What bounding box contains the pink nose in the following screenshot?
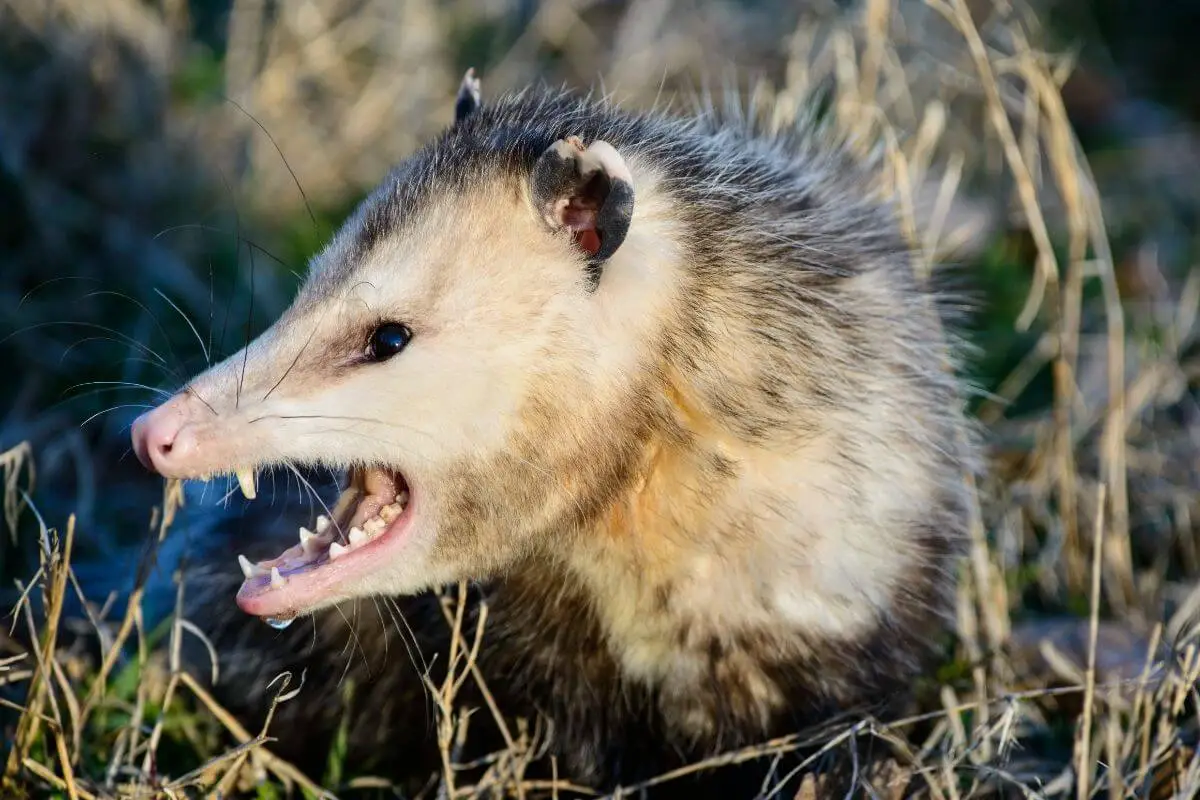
[130,394,197,475]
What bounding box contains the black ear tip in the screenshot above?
[531,143,585,208]
[591,179,635,264]
[454,67,482,125]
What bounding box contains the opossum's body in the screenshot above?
[133,79,978,796]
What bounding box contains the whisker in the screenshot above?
[262,323,320,402]
[333,602,367,690]
[237,245,257,410]
[370,595,390,663]
[79,289,189,374]
[62,380,175,400]
[215,278,233,364]
[18,275,102,309]
[382,595,431,718]
[87,350,178,380]
[152,223,296,272]
[215,480,238,508]
[207,259,215,372]
[79,404,157,429]
[257,415,583,515]
[154,287,211,366]
[251,419,584,528]
[286,465,344,543]
[246,414,438,442]
[56,336,183,386]
[220,94,317,227]
[2,321,169,368]
[194,155,253,368]
[40,386,162,418]
[182,384,220,417]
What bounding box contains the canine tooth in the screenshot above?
[235,468,257,499]
[329,541,348,560]
[395,489,410,507]
[271,567,286,589]
[238,555,257,578]
[315,515,331,533]
[348,526,367,546]
[380,503,402,523]
[299,526,316,549]
[364,517,386,536]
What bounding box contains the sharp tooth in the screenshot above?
[199,472,212,482]
[299,526,316,549]
[329,541,348,560]
[380,503,401,523]
[238,555,257,578]
[271,567,286,589]
[395,489,410,507]
[235,468,257,499]
[315,515,331,533]
[363,517,385,536]
[348,526,367,546]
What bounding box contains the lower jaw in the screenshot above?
[233,468,414,623]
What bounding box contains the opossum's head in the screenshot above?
[131,85,682,622]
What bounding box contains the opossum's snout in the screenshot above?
[131,378,423,622]
[131,392,259,496]
[131,397,187,473]
[126,317,429,622]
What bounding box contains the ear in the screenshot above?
[531,135,635,284]
[454,68,481,125]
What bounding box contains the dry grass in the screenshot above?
[3,0,1200,797]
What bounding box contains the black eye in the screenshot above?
[367,322,412,362]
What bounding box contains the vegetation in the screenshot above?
[2,0,1200,796]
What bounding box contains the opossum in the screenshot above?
[129,70,979,797]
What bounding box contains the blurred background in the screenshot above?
[2,0,1200,790]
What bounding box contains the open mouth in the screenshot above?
[232,466,413,626]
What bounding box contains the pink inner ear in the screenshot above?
[560,198,601,255]
[573,229,601,255]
